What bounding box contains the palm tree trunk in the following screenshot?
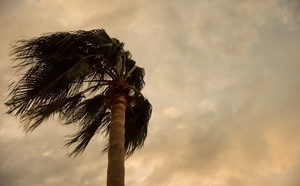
[107,96,126,186]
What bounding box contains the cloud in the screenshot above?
[1,0,300,186]
[0,122,108,186]
[278,0,300,30]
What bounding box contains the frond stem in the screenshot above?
[128,85,142,95]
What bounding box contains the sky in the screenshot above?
[1,0,300,185]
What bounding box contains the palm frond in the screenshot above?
[65,111,110,157]
[5,28,152,158]
[21,93,84,132]
[124,94,152,157]
[6,29,119,118]
[126,58,145,91]
[62,94,111,157]
[63,94,108,125]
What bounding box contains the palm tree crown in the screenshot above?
[5,29,152,157]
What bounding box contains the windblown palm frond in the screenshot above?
[124,94,152,156]
[63,94,110,157]
[5,29,152,157]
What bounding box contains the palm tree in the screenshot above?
[5,29,152,186]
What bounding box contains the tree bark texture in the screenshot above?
[107,96,126,186]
